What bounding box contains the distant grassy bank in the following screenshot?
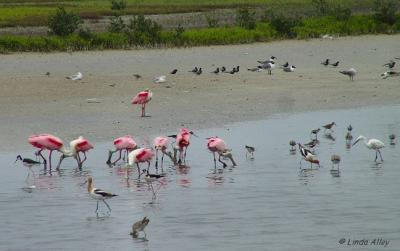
[0,0,375,27]
[0,14,399,53]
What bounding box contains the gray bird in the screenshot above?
[339,68,357,81]
[130,217,150,238]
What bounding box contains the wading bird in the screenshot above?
[207,137,237,168]
[153,136,169,169]
[87,176,117,217]
[298,143,320,168]
[245,145,255,158]
[130,217,150,238]
[56,136,94,169]
[170,69,178,74]
[331,154,341,168]
[289,140,296,151]
[352,135,384,162]
[323,122,336,133]
[106,135,137,165]
[128,148,154,175]
[310,128,320,140]
[28,134,64,169]
[389,134,396,145]
[131,89,152,117]
[175,128,196,164]
[339,68,357,81]
[15,155,40,183]
[66,72,82,81]
[330,61,339,67]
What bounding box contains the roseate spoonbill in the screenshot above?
[389,134,396,145]
[339,68,357,81]
[207,137,237,168]
[128,148,154,175]
[175,128,197,164]
[352,135,384,162]
[289,140,296,151]
[245,145,255,158]
[153,136,169,169]
[298,143,320,168]
[131,89,152,117]
[106,135,137,165]
[56,136,93,169]
[28,134,64,169]
[87,176,117,217]
[321,59,329,66]
[130,217,150,238]
[331,154,341,168]
[310,128,320,140]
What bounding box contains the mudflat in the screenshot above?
[1,34,399,151]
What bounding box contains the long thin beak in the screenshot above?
[191,132,198,137]
[352,139,360,146]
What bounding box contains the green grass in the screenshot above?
[1,14,399,53]
[0,0,377,27]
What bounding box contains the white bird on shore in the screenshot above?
[258,56,276,64]
[339,68,357,81]
[283,65,296,72]
[153,75,166,84]
[66,72,83,81]
[261,62,275,75]
[352,135,384,162]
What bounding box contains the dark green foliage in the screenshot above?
[374,0,398,25]
[205,14,219,28]
[236,8,256,30]
[267,11,302,38]
[48,7,82,36]
[125,15,162,45]
[110,0,127,11]
[331,4,352,21]
[78,28,94,40]
[311,0,330,16]
[108,15,126,33]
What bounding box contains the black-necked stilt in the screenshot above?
[245,145,255,159]
[310,128,320,140]
[331,154,341,168]
[15,155,40,167]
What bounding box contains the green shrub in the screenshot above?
[205,13,219,28]
[48,7,81,36]
[126,15,162,45]
[236,8,256,30]
[331,4,352,21]
[311,0,330,16]
[374,0,398,25]
[110,0,127,11]
[267,12,302,38]
[108,15,126,33]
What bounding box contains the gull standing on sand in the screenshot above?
[352,135,384,162]
[262,61,275,75]
[131,89,152,117]
[339,68,357,81]
[66,72,83,81]
[87,176,117,217]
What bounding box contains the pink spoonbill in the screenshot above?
[131,89,152,117]
[106,135,137,165]
[56,136,94,169]
[153,136,169,169]
[173,128,197,164]
[207,137,236,168]
[28,134,64,169]
[128,148,154,175]
[352,135,384,162]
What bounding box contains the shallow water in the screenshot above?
[1,105,400,251]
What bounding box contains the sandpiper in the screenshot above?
[130,217,150,238]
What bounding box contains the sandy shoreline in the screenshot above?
[1,34,400,152]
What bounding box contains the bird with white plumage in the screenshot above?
[352,135,384,162]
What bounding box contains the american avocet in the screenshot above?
[131,89,152,117]
[87,176,117,216]
[352,135,385,162]
[130,217,150,238]
[106,135,137,165]
[298,143,320,168]
[339,68,357,81]
[207,137,237,168]
[245,145,255,158]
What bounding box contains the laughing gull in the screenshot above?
[153,75,166,83]
[133,74,142,80]
[170,69,178,74]
[258,56,276,65]
[261,62,275,75]
[283,65,296,72]
[321,59,330,66]
[330,61,339,67]
[383,61,396,69]
[196,68,202,75]
[211,67,220,74]
[189,67,198,73]
[247,66,262,72]
[221,66,226,72]
[339,68,357,80]
[281,62,289,68]
[381,71,400,79]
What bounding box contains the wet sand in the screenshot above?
[0,34,399,151]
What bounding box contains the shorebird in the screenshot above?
[281,62,289,68]
[310,128,321,140]
[45,72,50,77]
[153,75,166,84]
[383,61,396,69]
[130,217,150,238]
[66,72,82,81]
[304,139,318,149]
[56,136,94,169]
[87,176,117,216]
[381,71,400,79]
[15,155,40,167]
[221,66,226,72]
[330,61,339,67]
[106,135,137,165]
[29,134,65,169]
[352,135,384,162]
[245,145,255,158]
[247,66,262,72]
[347,124,353,132]
[207,137,237,168]
[196,68,202,75]
[298,143,320,168]
[170,69,178,74]
[339,68,357,81]
[189,67,198,73]
[323,122,336,133]
[133,74,142,80]
[283,65,296,72]
[212,67,220,74]
[261,62,275,75]
[331,154,341,168]
[143,169,165,198]
[345,131,353,141]
[131,89,152,117]
[234,65,240,73]
[321,59,330,66]
[153,136,169,169]
[258,56,276,64]
[389,134,396,145]
[289,140,296,151]
[128,148,154,175]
